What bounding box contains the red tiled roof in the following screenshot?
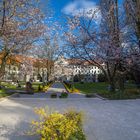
[0,53,53,67]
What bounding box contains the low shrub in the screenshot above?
[59,92,68,98]
[98,74,107,82]
[63,81,80,93]
[42,81,54,92]
[80,81,84,84]
[125,88,140,95]
[30,107,86,140]
[73,88,80,93]
[85,94,95,98]
[0,89,13,98]
[98,88,140,100]
[38,85,43,91]
[50,93,57,98]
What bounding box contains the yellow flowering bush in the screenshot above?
[63,82,80,94]
[30,107,86,140]
[42,81,54,92]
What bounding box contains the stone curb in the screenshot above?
[94,93,107,100]
[0,93,19,101]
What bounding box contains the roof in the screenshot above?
[0,53,53,67]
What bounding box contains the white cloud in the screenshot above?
[62,0,101,20]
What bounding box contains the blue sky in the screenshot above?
[41,0,100,24]
[41,0,123,24]
[39,0,123,50]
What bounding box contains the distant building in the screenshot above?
[54,56,104,82]
[0,54,53,82]
[0,54,104,82]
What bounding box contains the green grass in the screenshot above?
[4,81,53,93]
[74,82,108,94]
[74,82,140,100]
[0,89,13,98]
[1,82,17,89]
[0,81,43,93]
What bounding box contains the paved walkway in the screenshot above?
[0,83,140,140]
[0,98,140,140]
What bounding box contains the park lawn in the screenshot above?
[0,82,42,93]
[0,89,13,98]
[74,82,108,94]
[74,82,140,100]
[1,82,17,89]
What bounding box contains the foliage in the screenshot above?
[74,82,140,99]
[0,89,13,98]
[74,82,108,94]
[59,92,68,98]
[1,82,17,89]
[33,81,53,92]
[0,0,45,80]
[0,81,53,93]
[98,88,140,100]
[85,94,95,98]
[50,93,57,98]
[42,81,54,92]
[98,74,107,82]
[30,107,86,140]
[64,0,140,91]
[63,81,80,93]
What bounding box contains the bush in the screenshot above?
[59,92,68,98]
[30,107,86,140]
[42,81,54,92]
[38,85,42,91]
[50,93,57,98]
[124,89,140,97]
[63,81,80,93]
[98,88,140,100]
[85,94,95,98]
[80,81,84,84]
[98,74,107,82]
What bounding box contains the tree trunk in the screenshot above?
[110,82,115,92]
[117,74,125,91]
[133,70,140,88]
[108,77,116,92]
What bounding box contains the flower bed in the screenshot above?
[37,81,54,92]
[63,81,80,93]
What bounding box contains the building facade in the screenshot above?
[54,56,104,82]
[1,55,104,82]
[1,55,51,82]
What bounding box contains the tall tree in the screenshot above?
[0,0,45,80]
[33,33,60,81]
[124,0,140,87]
[65,0,126,91]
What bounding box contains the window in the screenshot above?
[13,67,16,71]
